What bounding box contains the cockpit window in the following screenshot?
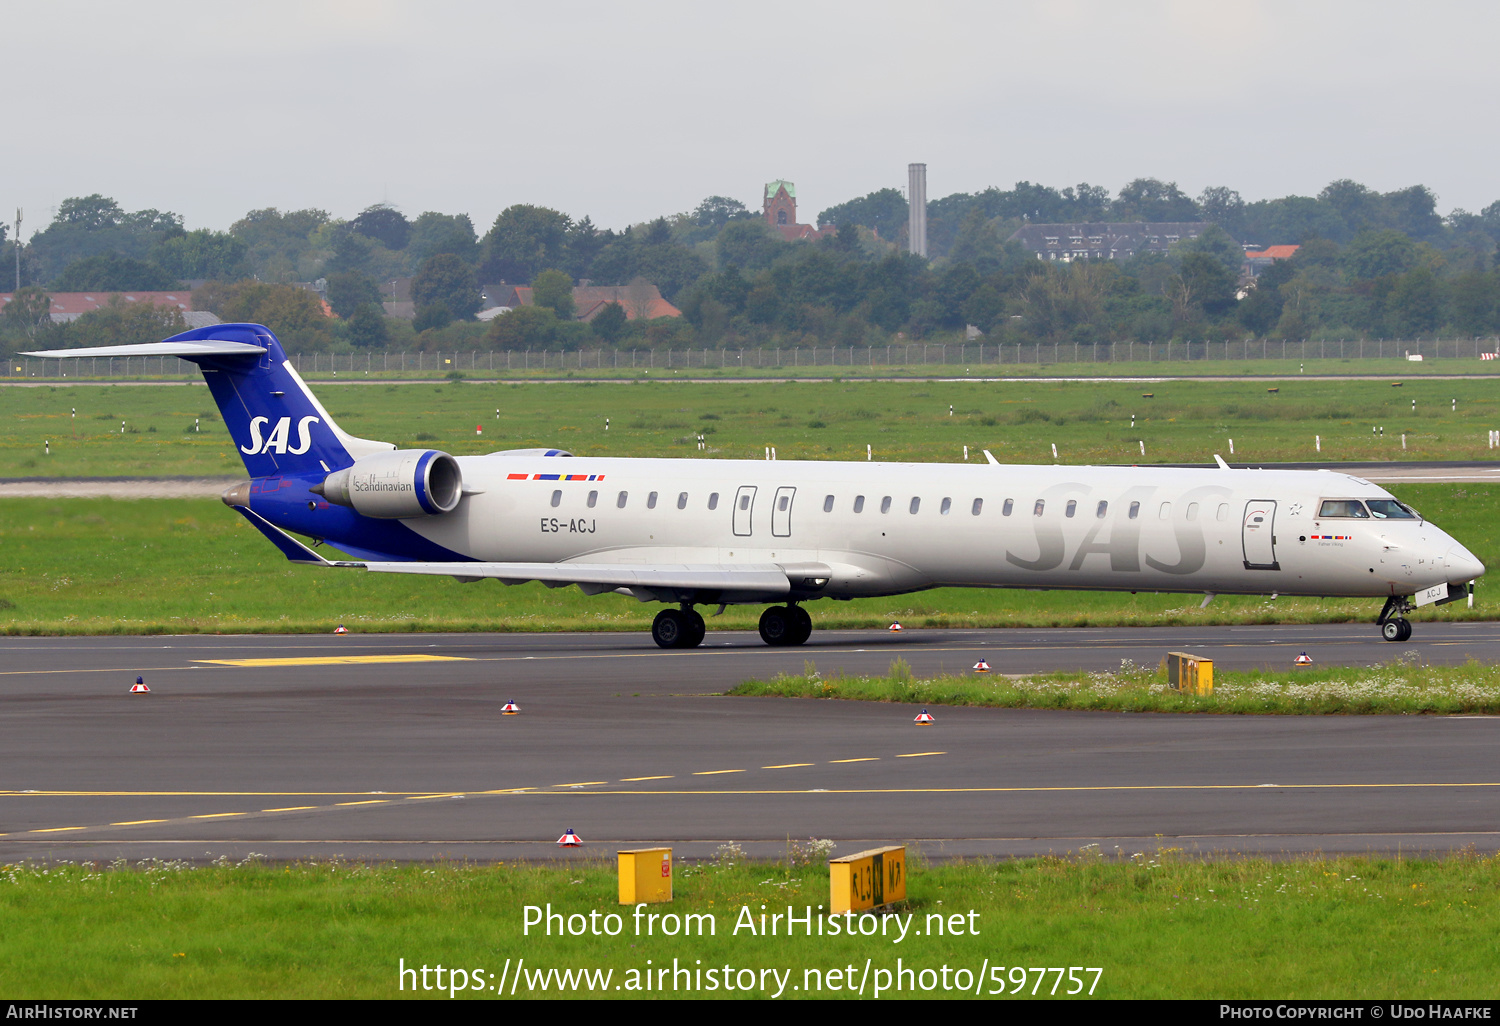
[1366,499,1418,520]
[1318,499,1370,518]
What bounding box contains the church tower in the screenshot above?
[763,180,797,229]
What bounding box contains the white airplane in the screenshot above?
[25,324,1485,648]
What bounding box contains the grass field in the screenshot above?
[0,483,1491,635]
[3,376,1500,478]
[730,655,1500,715]
[2,852,1496,998]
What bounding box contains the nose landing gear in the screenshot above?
[1377,595,1415,642]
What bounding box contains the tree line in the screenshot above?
[5,177,1500,355]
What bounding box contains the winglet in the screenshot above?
[1214,454,1231,470]
[230,505,357,567]
[983,449,1000,466]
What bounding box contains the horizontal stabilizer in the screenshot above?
[21,341,267,359]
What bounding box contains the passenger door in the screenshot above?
[1242,500,1280,570]
[771,486,796,538]
[733,485,757,537]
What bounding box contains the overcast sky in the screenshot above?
[6,0,1497,235]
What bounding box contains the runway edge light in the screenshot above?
[888,622,904,633]
[618,847,672,905]
[501,701,520,715]
[1295,652,1313,666]
[334,625,349,635]
[129,676,150,694]
[557,829,583,847]
[914,708,934,725]
[973,659,991,673]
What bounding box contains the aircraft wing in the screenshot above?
[21,342,268,359]
[231,504,807,601]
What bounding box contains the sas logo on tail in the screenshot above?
[240,416,320,455]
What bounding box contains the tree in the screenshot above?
[192,281,332,351]
[716,220,784,271]
[1197,187,1246,239]
[346,303,390,348]
[29,195,185,281]
[817,188,907,239]
[153,230,248,281]
[1170,252,1237,320]
[56,194,125,230]
[412,254,481,320]
[485,305,558,348]
[590,302,627,343]
[0,287,51,337]
[1114,179,1199,222]
[325,271,384,318]
[643,217,672,246]
[229,207,331,283]
[350,205,411,250]
[531,269,575,319]
[1174,225,1244,278]
[693,196,752,230]
[1345,229,1418,280]
[53,254,178,291]
[479,205,572,284]
[1386,267,1440,336]
[407,212,479,269]
[412,301,453,332]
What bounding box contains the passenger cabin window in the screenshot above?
[823,494,835,513]
[1065,500,1077,518]
[778,495,790,512]
[1216,503,1229,521]
[739,494,751,511]
[909,497,921,514]
[971,498,983,516]
[1128,501,1140,519]
[1096,501,1108,519]
[708,492,719,510]
[880,496,892,514]
[941,497,952,515]
[587,490,598,508]
[1319,499,1371,518]
[1002,499,1013,516]
[647,491,658,510]
[1159,502,1171,519]
[1186,502,1199,521]
[677,492,688,510]
[550,489,562,508]
[854,495,865,513]
[1033,499,1045,517]
[617,491,628,508]
[1367,499,1417,520]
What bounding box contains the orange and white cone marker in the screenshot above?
[1294,652,1313,666]
[888,622,904,633]
[973,659,991,673]
[334,625,349,635]
[914,708,935,725]
[501,701,520,715]
[129,676,150,694]
[557,829,582,847]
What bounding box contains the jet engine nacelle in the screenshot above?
[317,450,462,518]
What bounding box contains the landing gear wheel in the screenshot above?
[682,608,706,648]
[652,608,689,649]
[759,606,793,646]
[787,605,813,646]
[1381,617,1413,642]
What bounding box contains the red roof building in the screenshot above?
[0,290,220,327]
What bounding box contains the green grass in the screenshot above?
[729,654,1500,715]
[0,484,1492,635]
[2,852,1497,998]
[3,376,1500,478]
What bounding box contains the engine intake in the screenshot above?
[317,450,462,518]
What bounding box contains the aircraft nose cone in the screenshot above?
[1446,545,1485,582]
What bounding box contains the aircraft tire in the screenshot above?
[682,609,707,648]
[1396,617,1412,642]
[652,608,690,649]
[787,605,813,646]
[1381,619,1402,642]
[758,606,793,646]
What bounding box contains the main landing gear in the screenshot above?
[1378,595,1414,643]
[758,604,812,647]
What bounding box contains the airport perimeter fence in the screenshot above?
[9,337,1500,380]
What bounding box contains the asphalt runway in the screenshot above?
[3,624,1500,864]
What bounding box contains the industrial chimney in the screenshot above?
[907,163,927,258]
